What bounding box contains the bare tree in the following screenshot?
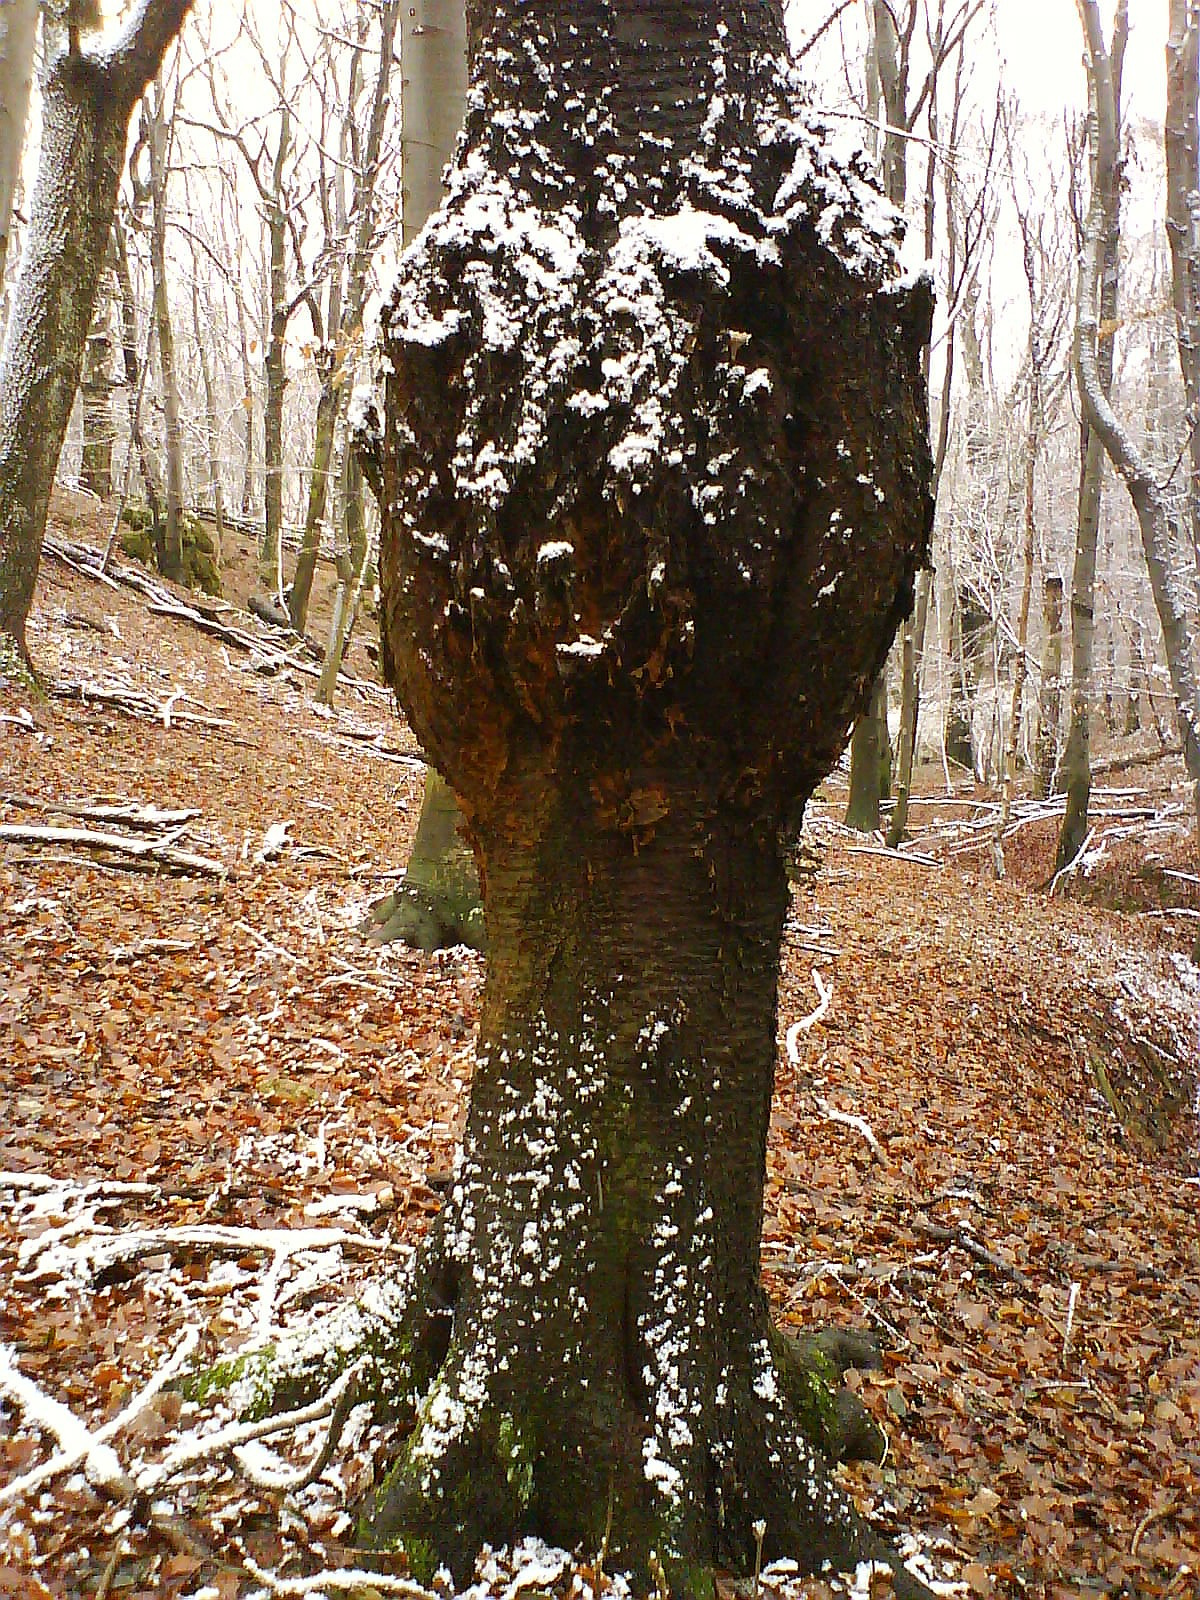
[289,0,400,635]
[1056,16,1126,872]
[0,0,195,667]
[1072,0,1200,831]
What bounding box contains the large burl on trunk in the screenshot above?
[357,0,933,1591]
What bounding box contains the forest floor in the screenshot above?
[0,494,1198,1600]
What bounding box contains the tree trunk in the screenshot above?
[348,0,935,1588]
[316,451,372,707]
[1034,574,1064,797]
[142,79,185,582]
[1056,4,1127,874]
[0,1,195,664]
[366,798,897,1587]
[79,325,113,497]
[844,672,890,830]
[294,0,400,643]
[845,0,909,832]
[887,568,929,845]
[191,268,224,564]
[262,108,291,595]
[113,218,164,538]
[400,0,467,248]
[288,353,337,631]
[0,0,38,286]
[1166,0,1200,578]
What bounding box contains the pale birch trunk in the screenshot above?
[0,0,38,286]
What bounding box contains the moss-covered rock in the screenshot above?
[119,503,222,596]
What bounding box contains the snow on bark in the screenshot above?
[352,1,935,1592]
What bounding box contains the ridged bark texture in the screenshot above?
[360,1,933,1590]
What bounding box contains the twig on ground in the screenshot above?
[1130,1497,1179,1557]
[0,1342,135,1499]
[785,969,833,1062]
[814,1097,887,1164]
[93,1534,126,1600]
[0,822,225,878]
[240,1553,438,1598]
[845,844,941,866]
[19,1221,394,1285]
[912,1217,1032,1290]
[0,1327,201,1507]
[137,1363,361,1496]
[231,1361,364,1492]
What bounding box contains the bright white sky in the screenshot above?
[995,0,1167,122]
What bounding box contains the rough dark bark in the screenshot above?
[0,0,194,664]
[356,1,933,1591]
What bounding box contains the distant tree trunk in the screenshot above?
[1075,0,1200,826]
[0,0,38,285]
[1056,7,1126,874]
[846,0,907,829]
[845,675,890,830]
[1124,611,1145,735]
[945,585,989,771]
[316,451,373,706]
[139,77,185,581]
[293,0,399,642]
[1034,574,1064,796]
[1002,196,1046,827]
[349,5,934,1591]
[262,107,291,597]
[0,0,195,665]
[113,218,163,536]
[289,353,337,631]
[79,324,113,497]
[191,267,224,564]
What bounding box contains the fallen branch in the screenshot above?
[51,679,235,733]
[912,1217,1032,1289]
[231,1361,363,1492]
[4,793,201,830]
[19,1221,395,1285]
[845,844,941,867]
[0,822,225,878]
[1130,1497,1180,1557]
